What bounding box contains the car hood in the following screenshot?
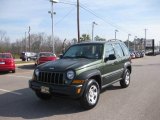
[37,58,99,71]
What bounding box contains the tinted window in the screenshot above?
[120,43,130,56]
[113,43,124,58]
[105,44,115,58]
[39,53,54,57]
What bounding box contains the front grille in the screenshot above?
[38,71,65,85]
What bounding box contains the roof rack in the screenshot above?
[107,39,122,42]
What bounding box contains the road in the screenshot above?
[0,56,160,120]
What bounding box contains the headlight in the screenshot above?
[35,69,39,77]
[66,70,75,80]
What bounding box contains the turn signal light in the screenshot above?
[76,88,81,94]
[72,80,84,84]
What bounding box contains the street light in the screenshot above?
[128,34,131,49]
[134,36,137,52]
[49,0,59,53]
[92,21,98,41]
[115,30,118,40]
[144,29,147,52]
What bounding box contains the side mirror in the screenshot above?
[59,54,63,59]
[109,54,116,60]
[104,54,116,62]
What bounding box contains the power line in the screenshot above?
[46,0,140,38]
[55,7,75,25]
[79,3,135,35]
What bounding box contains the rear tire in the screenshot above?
[80,79,100,110]
[35,92,52,100]
[12,70,16,73]
[120,69,130,88]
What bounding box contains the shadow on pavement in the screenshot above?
[17,64,35,70]
[101,85,122,93]
[0,85,123,119]
[0,88,83,119]
[0,71,10,75]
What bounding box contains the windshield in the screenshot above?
[63,44,103,59]
[39,52,54,57]
[0,54,12,58]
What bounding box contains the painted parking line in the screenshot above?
[7,75,32,79]
[0,89,22,95]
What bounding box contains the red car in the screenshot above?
[0,53,15,73]
[36,52,57,65]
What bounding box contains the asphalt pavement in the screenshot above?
[0,56,160,120]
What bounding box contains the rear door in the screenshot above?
[112,43,125,79]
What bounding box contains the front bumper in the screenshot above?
[29,80,84,99]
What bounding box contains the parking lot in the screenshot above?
[0,55,160,120]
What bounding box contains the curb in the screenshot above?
[15,63,34,67]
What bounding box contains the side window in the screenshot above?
[120,43,130,56]
[113,43,124,58]
[105,44,115,58]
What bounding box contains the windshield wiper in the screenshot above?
[63,56,74,59]
[75,56,90,59]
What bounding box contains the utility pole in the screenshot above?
[25,32,27,52]
[159,41,160,52]
[144,29,147,52]
[49,0,58,53]
[115,30,118,40]
[127,34,131,50]
[28,26,31,52]
[134,36,137,52]
[77,0,80,43]
[92,21,98,41]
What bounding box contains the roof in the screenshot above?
[74,39,123,45]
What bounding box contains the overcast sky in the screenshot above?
[0,0,160,44]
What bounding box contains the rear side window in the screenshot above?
[120,43,130,56]
[113,43,124,58]
[0,54,12,58]
[39,53,54,57]
[105,44,115,58]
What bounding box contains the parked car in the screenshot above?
[35,52,57,65]
[29,40,132,109]
[134,52,141,58]
[138,51,145,58]
[20,52,37,61]
[130,52,136,59]
[0,53,15,73]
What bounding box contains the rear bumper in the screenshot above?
[29,80,84,99]
[0,66,15,71]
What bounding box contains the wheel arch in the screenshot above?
[76,69,102,90]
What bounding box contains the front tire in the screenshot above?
[27,57,31,61]
[35,92,52,100]
[80,79,100,110]
[120,69,130,88]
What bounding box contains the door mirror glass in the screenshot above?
[59,54,63,59]
[109,54,116,60]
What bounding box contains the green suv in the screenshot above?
[29,40,132,109]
